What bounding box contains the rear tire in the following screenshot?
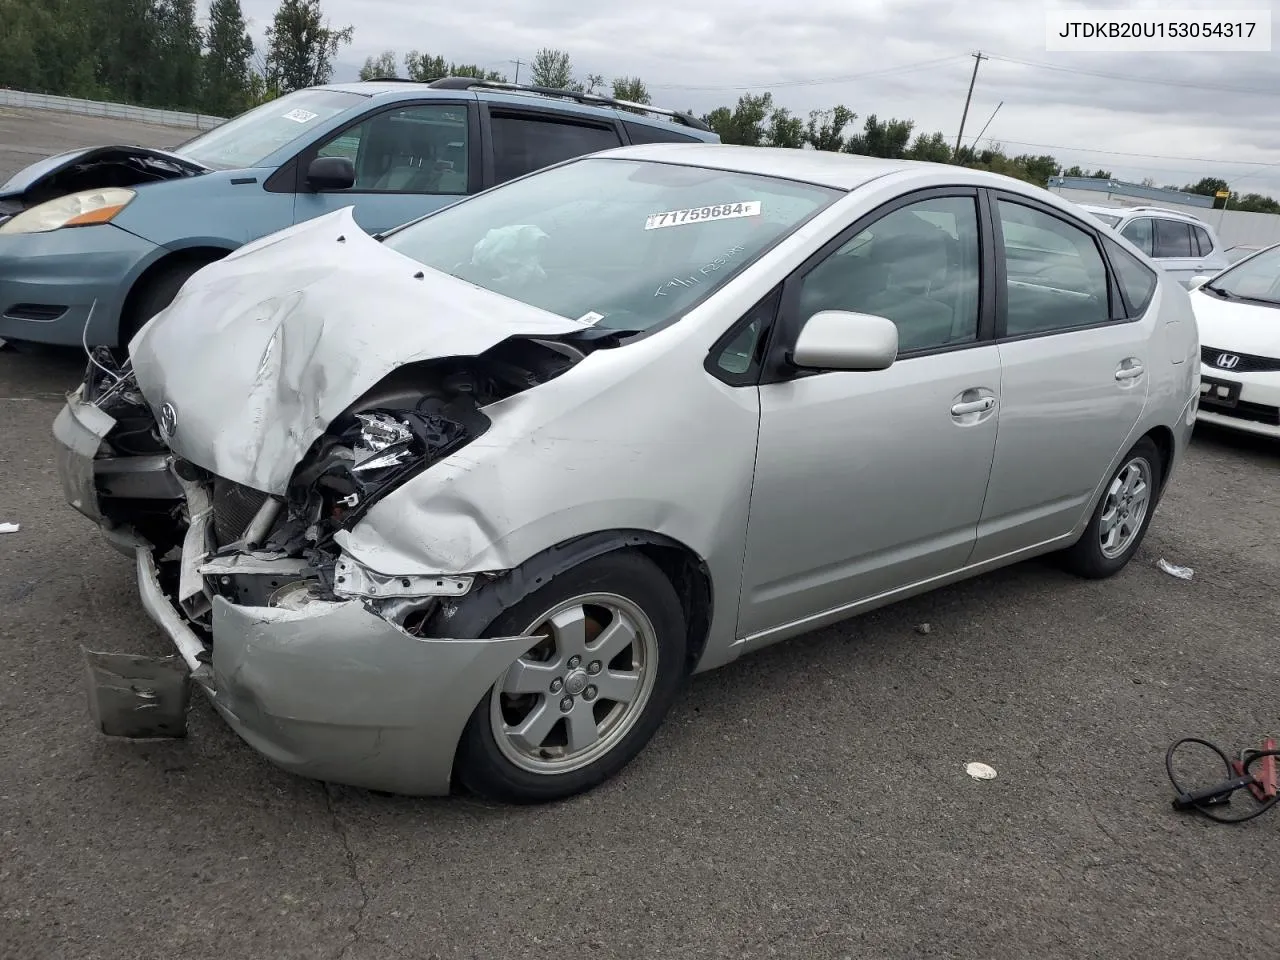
[1059,437,1162,579]
[454,550,687,804]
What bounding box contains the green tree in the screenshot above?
[203,0,255,116]
[1013,154,1060,185]
[264,0,353,93]
[805,106,856,152]
[402,51,503,82]
[359,49,399,80]
[97,0,162,105]
[766,107,805,148]
[404,51,446,80]
[905,131,952,163]
[152,0,202,109]
[845,114,913,158]
[1233,192,1280,213]
[611,76,650,104]
[530,47,574,88]
[704,92,773,146]
[1183,176,1231,208]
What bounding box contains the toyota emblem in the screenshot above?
[158,402,178,438]
[1215,353,1241,369]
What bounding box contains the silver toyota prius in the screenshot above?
[52,143,1201,803]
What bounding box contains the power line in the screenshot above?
[647,55,966,92]
[984,52,1280,96]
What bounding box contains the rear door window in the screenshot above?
[1153,218,1193,258]
[490,112,623,184]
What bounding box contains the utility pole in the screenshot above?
[953,51,987,161]
[510,59,526,83]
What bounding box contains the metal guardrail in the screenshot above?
[0,89,225,130]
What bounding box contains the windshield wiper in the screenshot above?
[1205,284,1280,306]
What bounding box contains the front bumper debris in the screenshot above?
[55,385,544,797]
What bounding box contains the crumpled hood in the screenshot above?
[130,206,593,494]
[1190,289,1280,357]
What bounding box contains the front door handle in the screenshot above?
[951,397,996,415]
[1115,362,1145,381]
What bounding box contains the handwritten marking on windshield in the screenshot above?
[654,244,748,296]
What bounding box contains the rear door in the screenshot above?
[479,105,624,186]
[971,191,1152,563]
[290,99,480,233]
[1151,217,1200,287]
[1191,223,1229,275]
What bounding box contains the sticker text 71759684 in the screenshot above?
[645,201,762,231]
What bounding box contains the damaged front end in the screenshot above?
[54,335,584,794]
[0,145,207,225]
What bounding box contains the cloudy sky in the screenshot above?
[237,0,1280,198]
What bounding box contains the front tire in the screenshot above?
[1060,437,1162,579]
[118,257,218,349]
[454,550,687,804]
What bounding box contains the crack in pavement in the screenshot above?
[324,783,371,960]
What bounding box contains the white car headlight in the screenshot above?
[0,187,136,235]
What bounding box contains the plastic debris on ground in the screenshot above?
[965,762,998,781]
[1156,558,1193,580]
[0,522,18,534]
[915,622,932,635]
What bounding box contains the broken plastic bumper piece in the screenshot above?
[82,543,544,796]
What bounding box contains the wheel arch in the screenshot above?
[425,529,715,675]
[118,244,233,344]
[1142,424,1175,494]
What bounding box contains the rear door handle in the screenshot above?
[1115,362,1145,381]
[951,397,996,415]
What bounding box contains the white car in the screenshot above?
[1189,242,1280,438]
[1079,204,1229,289]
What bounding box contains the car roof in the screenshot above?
[314,80,718,141]
[576,143,1087,197]
[1078,202,1211,227]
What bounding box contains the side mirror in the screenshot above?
[306,156,356,191]
[791,310,898,371]
[1188,275,1211,290]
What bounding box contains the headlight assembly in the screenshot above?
[0,187,136,235]
[288,399,490,546]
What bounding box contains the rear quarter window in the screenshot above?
[1192,225,1214,257]
[623,120,703,145]
[1102,236,1157,316]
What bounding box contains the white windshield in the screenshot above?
[382,157,842,332]
[174,89,365,170]
[1203,244,1280,305]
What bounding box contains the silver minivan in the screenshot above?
[1079,204,1229,288]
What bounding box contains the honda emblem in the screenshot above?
[1216,353,1241,369]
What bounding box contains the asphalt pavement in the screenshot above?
[2,108,1280,960]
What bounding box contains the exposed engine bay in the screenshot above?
[3,146,206,211]
[81,332,590,643]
